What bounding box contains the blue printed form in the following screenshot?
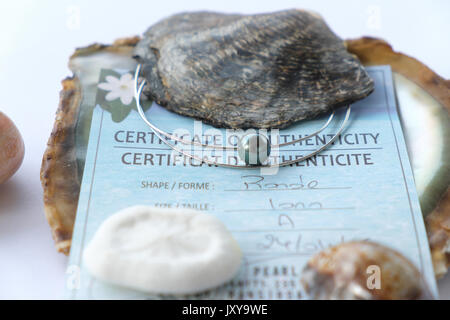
[67,66,438,299]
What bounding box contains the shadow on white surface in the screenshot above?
[0,180,23,215]
[0,169,68,299]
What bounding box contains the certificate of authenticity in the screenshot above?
[67,66,438,299]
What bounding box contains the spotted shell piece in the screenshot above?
[301,241,432,300]
[134,10,374,129]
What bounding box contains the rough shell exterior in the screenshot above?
[301,241,431,300]
[134,10,374,129]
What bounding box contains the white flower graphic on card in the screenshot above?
[98,73,134,105]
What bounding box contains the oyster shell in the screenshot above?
[346,37,450,277]
[301,241,432,300]
[40,37,139,254]
[134,10,374,129]
[41,33,449,282]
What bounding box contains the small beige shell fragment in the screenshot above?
[0,112,24,184]
[83,206,242,294]
[301,241,432,300]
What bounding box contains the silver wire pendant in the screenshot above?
[134,64,351,169]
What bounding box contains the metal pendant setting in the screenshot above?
[134,64,351,169]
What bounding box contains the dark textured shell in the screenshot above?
[134,10,374,129]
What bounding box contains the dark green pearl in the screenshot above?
[238,134,271,166]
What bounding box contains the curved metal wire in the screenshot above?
[134,64,351,168]
[134,65,335,149]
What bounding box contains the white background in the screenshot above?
[0,0,449,299]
